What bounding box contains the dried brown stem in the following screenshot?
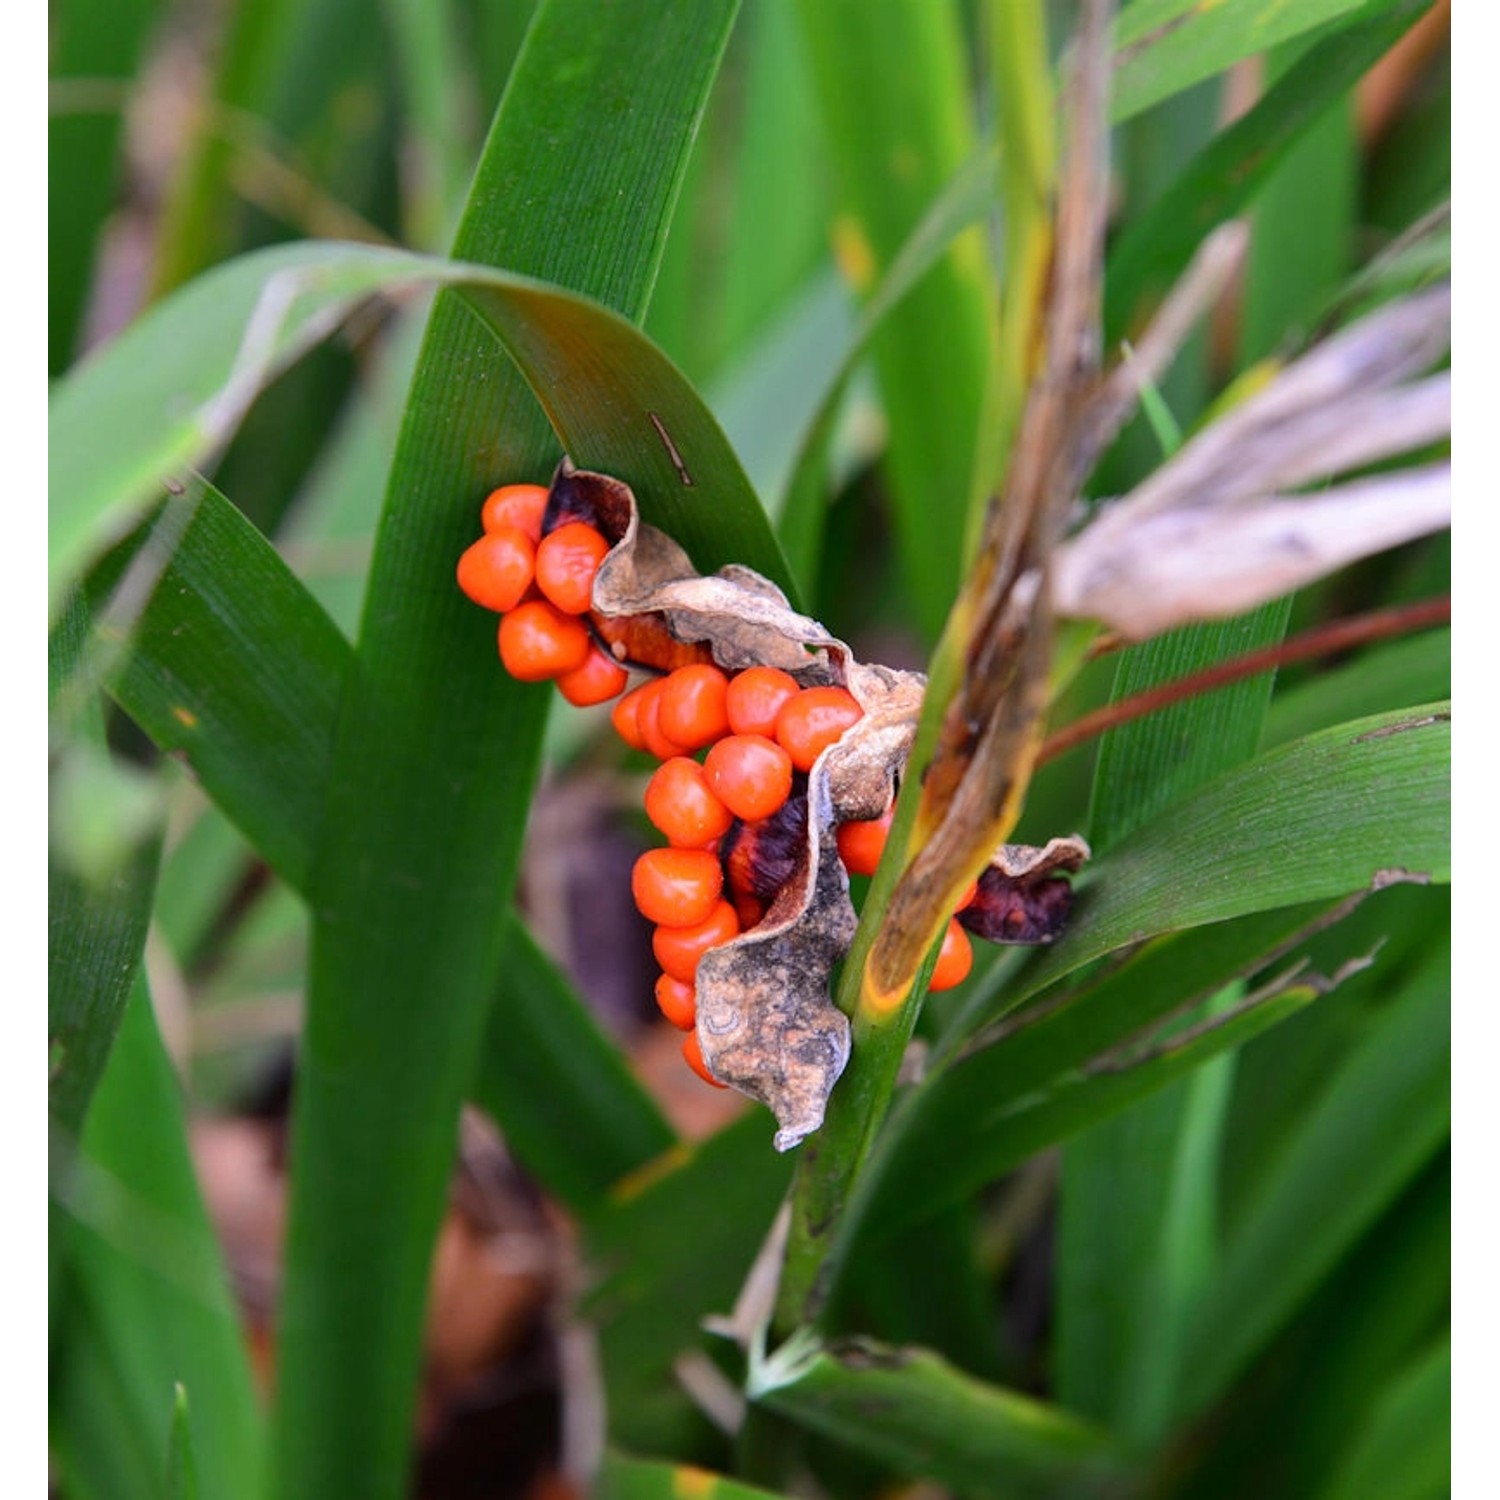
[1036,595,1450,767]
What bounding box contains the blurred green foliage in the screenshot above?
[49,1,1450,1497]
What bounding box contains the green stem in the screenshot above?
[774,0,1061,1337]
[774,616,965,1333]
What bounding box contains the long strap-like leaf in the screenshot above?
[275,5,743,1495]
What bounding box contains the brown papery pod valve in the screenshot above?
[554,460,1087,1150]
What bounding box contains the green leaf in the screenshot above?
[166,1385,201,1500]
[1018,702,1451,1003]
[869,902,1335,1229]
[471,919,676,1215]
[711,0,830,372]
[707,270,852,514]
[53,980,263,1500]
[1060,600,1293,1438]
[280,301,432,636]
[48,834,164,1142]
[1087,601,1292,850]
[1163,1154,1447,1499]
[794,0,998,640]
[598,1454,793,1500]
[1317,1339,1449,1500]
[1236,41,1356,364]
[775,143,998,594]
[852,902,1354,1248]
[381,0,475,248]
[48,0,162,374]
[1220,883,1446,1218]
[1106,0,1433,341]
[48,592,163,1139]
[149,0,394,294]
[83,467,673,1202]
[81,480,348,894]
[1056,1019,1236,1444]
[751,1334,1133,1499]
[1261,629,1450,749]
[50,234,794,618]
[1112,0,1381,124]
[647,0,830,387]
[272,5,746,1497]
[838,1199,1008,1381]
[1181,936,1450,1415]
[586,1114,793,1453]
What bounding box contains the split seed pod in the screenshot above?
[545,460,1087,1150]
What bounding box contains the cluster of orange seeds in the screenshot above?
[458,484,978,1088]
[456,483,631,704]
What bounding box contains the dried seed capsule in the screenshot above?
[957,867,1076,945]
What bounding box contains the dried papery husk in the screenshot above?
[1053,288,1451,642]
[547,460,1086,1149]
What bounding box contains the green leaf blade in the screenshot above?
[53,983,264,1500]
[271,5,746,1496]
[1025,702,1451,999]
[1182,937,1450,1415]
[754,1336,1133,1500]
[1113,0,1379,124]
[794,0,998,640]
[472,920,676,1214]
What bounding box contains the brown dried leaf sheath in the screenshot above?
[552,462,1085,1150]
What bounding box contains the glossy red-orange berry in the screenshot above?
[480,483,549,542]
[637,679,692,761]
[632,848,724,927]
[557,647,629,706]
[456,526,536,613]
[836,809,893,877]
[644,758,734,849]
[498,599,591,682]
[726,666,801,738]
[681,1029,728,1088]
[653,900,740,983]
[658,664,731,750]
[775,686,863,771]
[654,973,697,1031]
[611,682,651,750]
[929,918,974,992]
[534,521,610,615]
[703,734,794,823]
